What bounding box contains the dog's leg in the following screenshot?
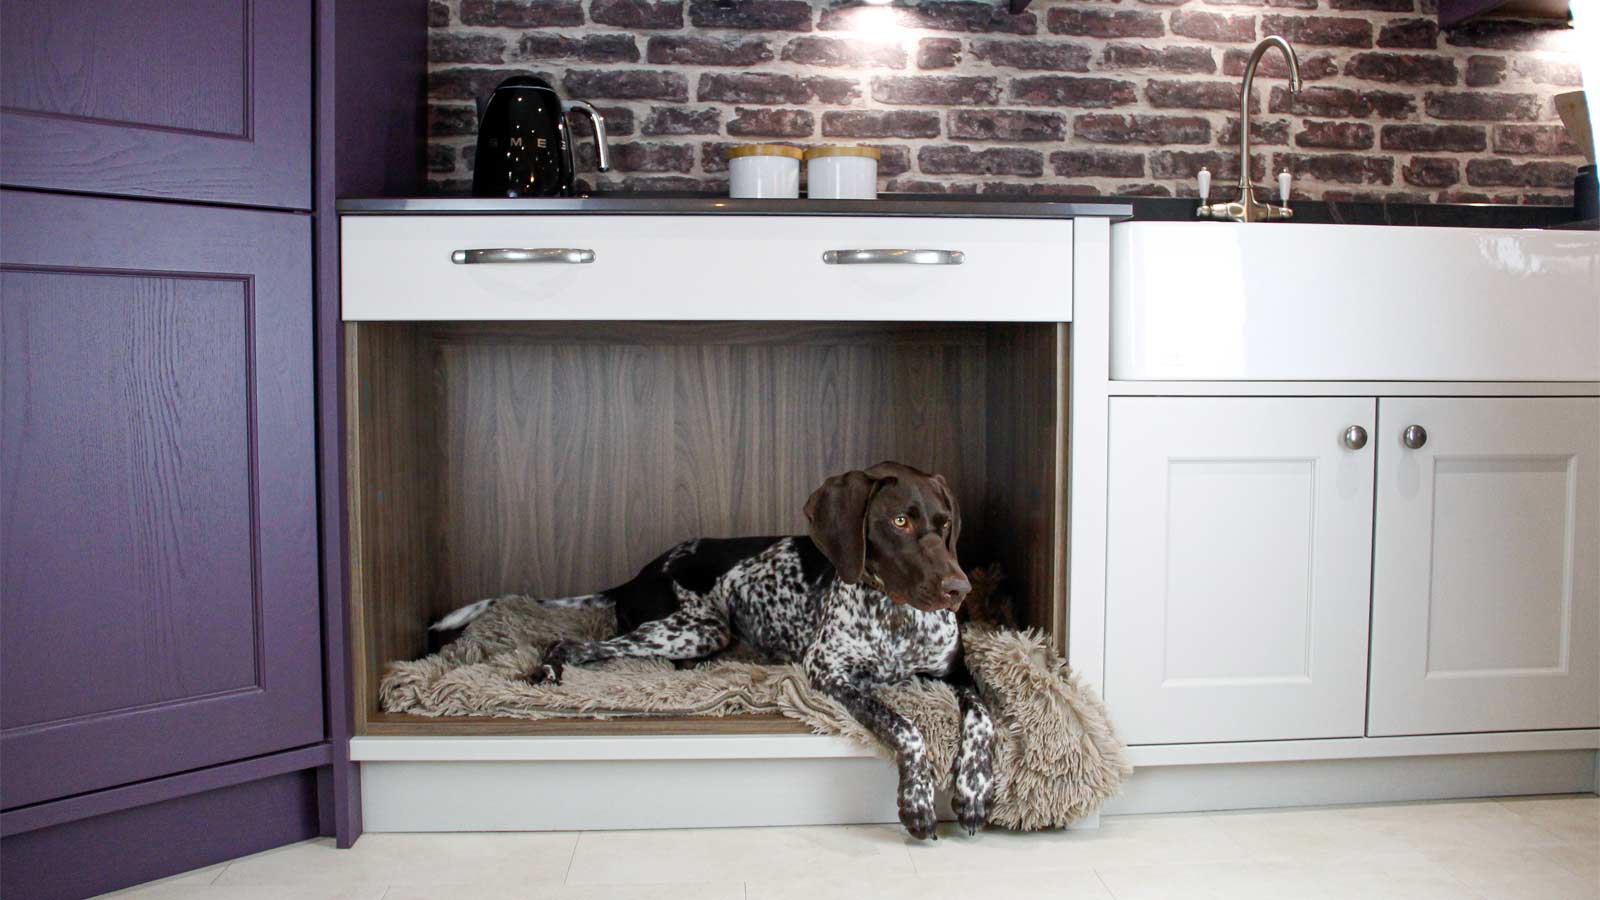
[530,602,730,684]
[951,684,995,836]
[816,679,937,840]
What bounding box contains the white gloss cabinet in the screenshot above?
[1368,397,1600,737]
[1104,397,1377,745]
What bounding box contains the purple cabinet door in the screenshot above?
[1,0,311,209]
[1,191,323,809]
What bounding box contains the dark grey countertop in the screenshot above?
[335,195,1135,219]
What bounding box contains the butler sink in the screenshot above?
[1110,222,1600,382]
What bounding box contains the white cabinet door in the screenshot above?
[1105,397,1377,744]
[1368,397,1600,736]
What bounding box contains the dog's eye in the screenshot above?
[892,515,910,529]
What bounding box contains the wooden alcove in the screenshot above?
[346,321,1067,736]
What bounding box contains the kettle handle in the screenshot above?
[562,101,611,174]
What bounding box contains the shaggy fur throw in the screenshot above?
[381,598,1131,829]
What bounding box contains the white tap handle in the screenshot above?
[1278,168,1292,202]
[1197,166,1212,202]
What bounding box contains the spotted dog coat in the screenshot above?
[433,534,996,839]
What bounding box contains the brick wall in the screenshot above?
[426,0,1587,203]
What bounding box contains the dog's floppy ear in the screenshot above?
[804,470,882,584]
[932,473,961,555]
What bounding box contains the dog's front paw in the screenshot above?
[897,769,938,841]
[952,770,992,837]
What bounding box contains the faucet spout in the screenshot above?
[1238,35,1301,191]
[1199,35,1301,223]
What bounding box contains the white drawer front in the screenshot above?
[341,215,1072,321]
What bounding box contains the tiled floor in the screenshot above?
[98,794,1598,900]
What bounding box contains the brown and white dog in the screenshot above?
[431,462,995,839]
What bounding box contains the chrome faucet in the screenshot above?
[1198,36,1303,223]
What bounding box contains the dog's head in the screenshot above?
[803,461,970,612]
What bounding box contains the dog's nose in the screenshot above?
[940,575,971,605]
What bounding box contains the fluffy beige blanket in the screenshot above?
[380,596,1131,829]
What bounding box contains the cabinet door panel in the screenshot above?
[1105,397,1376,744]
[0,0,310,209]
[1368,397,1600,736]
[1,191,322,808]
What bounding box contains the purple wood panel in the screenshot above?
[0,0,312,209]
[313,0,428,847]
[1,191,323,809]
[1,769,319,900]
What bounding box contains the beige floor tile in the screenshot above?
[383,883,745,900]
[93,863,229,896]
[96,888,385,900]
[565,824,915,884]
[906,813,1247,876]
[1216,798,1569,862]
[1093,852,1483,900]
[213,834,578,889]
[1426,846,1600,900]
[747,869,1114,900]
[1496,795,1600,847]
[1541,843,1600,883]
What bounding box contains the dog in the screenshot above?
[430,461,996,840]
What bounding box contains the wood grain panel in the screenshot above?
[347,321,1063,733]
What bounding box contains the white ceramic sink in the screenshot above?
[1111,222,1600,382]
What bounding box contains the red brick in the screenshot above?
[1492,124,1582,156]
[979,181,1103,198]
[821,110,942,139]
[429,1,449,26]
[820,3,1035,35]
[590,0,683,28]
[1049,149,1144,177]
[460,0,582,26]
[699,72,859,105]
[1379,124,1487,152]
[1261,15,1372,47]
[970,39,1092,71]
[1466,158,1578,187]
[1222,49,1337,80]
[1269,85,1414,119]
[702,141,800,173]
[1273,152,1394,185]
[874,75,1000,105]
[918,38,962,69]
[1219,117,1292,145]
[948,109,1067,142]
[1150,149,1266,182]
[647,36,771,66]
[432,68,550,101]
[726,107,814,137]
[866,145,912,177]
[604,141,695,173]
[1295,120,1375,149]
[431,33,507,64]
[1010,76,1137,108]
[1444,18,1569,51]
[516,34,640,63]
[1344,52,1457,86]
[1075,113,1211,145]
[1170,10,1255,42]
[570,106,635,138]
[1331,0,1412,9]
[883,178,980,194]
[641,106,721,136]
[1047,7,1164,38]
[689,0,812,30]
[1465,55,1507,86]
[781,36,908,69]
[566,69,689,102]
[1376,18,1438,49]
[1402,157,1459,187]
[1424,91,1542,122]
[1147,80,1256,112]
[427,142,457,174]
[918,145,1044,176]
[1102,44,1216,75]
[429,104,478,136]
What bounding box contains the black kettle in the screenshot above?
[472,75,611,198]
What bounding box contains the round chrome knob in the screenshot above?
[1403,424,1427,449]
[1342,425,1368,450]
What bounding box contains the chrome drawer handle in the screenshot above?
[451,248,595,265]
[821,248,964,266]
